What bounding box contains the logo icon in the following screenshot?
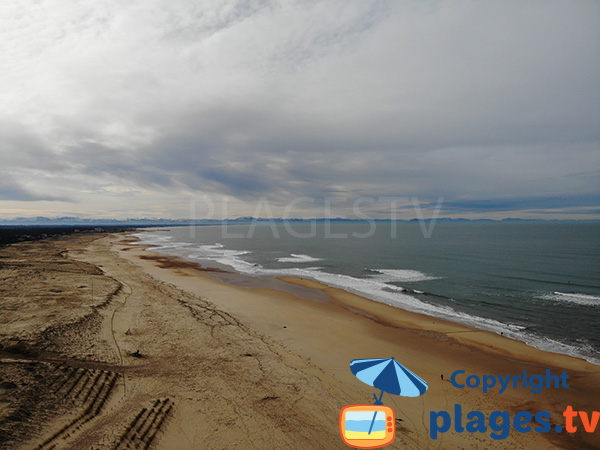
[340,405,396,449]
[340,357,428,448]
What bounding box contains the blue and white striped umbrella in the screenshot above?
[350,357,428,399]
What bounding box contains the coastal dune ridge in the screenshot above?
[0,229,598,450]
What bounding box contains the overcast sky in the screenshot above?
[1,0,599,220]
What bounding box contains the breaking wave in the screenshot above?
[538,291,600,307]
[277,254,323,263]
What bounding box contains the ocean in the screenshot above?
[133,221,600,365]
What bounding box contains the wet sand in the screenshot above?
[0,232,598,449]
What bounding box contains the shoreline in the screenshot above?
[129,231,600,367]
[124,233,598,372]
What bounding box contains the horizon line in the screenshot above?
[1,216,599,225]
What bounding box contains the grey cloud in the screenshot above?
[1,0,599,218]
[0,174,68,202]
[440,195,600,212]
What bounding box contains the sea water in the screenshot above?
[133,222,600,365]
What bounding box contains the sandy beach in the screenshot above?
[1,232,598,450]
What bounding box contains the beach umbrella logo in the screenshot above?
[339,357,428,449]
[350,357,428,402]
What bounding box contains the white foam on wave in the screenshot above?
[538,291,600,306]
[277,254,323,263]
[132,232,195,252]
[134,233,256,272]
[188,244,252,271]
[383,285,405,292]
[522,335,600,366]
[370,269,440,282]
[131,233,196,251]
[131,233,173,244]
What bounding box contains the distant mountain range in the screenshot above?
[0,216,596,226]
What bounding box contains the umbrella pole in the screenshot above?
[368,390,385,435]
